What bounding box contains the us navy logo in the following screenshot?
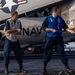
[0,0,27,13]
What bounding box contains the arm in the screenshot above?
[66,28,75,34]
[15,22,22,35]
[6,30,18,33]
[5,21,22,34]
[42,18,57,33]
[5,21,18,33]
[62,18,75,34]
[45,28,57,33]
[15,29,21,35]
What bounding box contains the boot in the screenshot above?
[19,64,27,73]
[4,68,9,74]
[42,62,48,75]
[4,64,9,74]
[19,67,25,73]
[64,63,73,74]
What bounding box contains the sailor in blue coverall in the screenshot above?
[42,7,75,75]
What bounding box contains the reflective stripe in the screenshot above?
[4,19,20,42]
[47,15,62,37]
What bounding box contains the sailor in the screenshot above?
[42,7,75,75]
[3,11,24,74]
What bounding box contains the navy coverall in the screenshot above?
[42,15,68,64]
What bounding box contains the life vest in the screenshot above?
[47,15,63,37]
[4,19,21,42]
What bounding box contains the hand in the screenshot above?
[71,31,75,34]
[51,29,57,33]
[68,30,75,34]
[66,29,75,34]
[16,29,21,32]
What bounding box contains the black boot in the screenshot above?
[4,68,9,74]
[19,68,24,73]
[19,64,27,73]
[64,63,73,74]
[19,64,24,72]
[42,62,48,75]
[4,64,9,74]
[19,67,28,74]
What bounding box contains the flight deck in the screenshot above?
[0,52,75,75]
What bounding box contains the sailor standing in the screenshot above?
[42,7,75,75]
[3,11,24,74]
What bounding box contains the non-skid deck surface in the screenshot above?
[1,72,75,75]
